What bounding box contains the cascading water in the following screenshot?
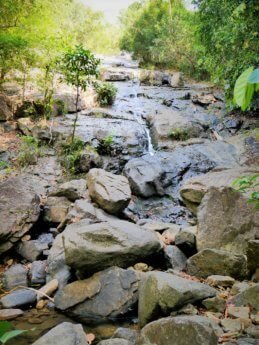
[131,77,155,156]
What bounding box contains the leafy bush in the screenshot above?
[233,174,259,209]
[94,82,117,106]
[168,128,190,141]
[54,100,67,116]
[17,135,42,167]
[60,137,85,174]
[97,133,116,155]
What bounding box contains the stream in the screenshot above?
[2,54,256,344]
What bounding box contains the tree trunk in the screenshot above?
[71,85,80,143]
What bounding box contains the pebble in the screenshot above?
[206,275,235,288]
[0,309,24,320]
[227,306,250,319]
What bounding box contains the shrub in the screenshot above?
[168,128,190,141]
[60,137,85,174]
[16,135,42,167]
[97,133,116,155]
[94,82,117,106]
[233,174,259,209]
[54,100,67,116]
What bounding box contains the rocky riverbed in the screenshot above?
[0,54,258,345]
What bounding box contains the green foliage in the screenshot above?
[58,45,100,141]
[234,67,259,111]
[194,0,259,101]
[0,321,29,344]
[60,137,85,174]
[120,0,205,77]
[55,100,67,116]
[98,133,116,155]
[17,135,42,167]
[233,174,259,209]
[94,82,117,106]
[168,128,190,141]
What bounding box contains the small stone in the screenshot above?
[22,235,31,241]
[112,327,138,344]
[177,303,198,315]
[30,261,47,285]
[231,282,251,295]
[36,300,47,310]
[204,312,221,324]
[0,289,37,308]
[230,283,259,311]
[164,245,187,271]
[227,306,250,319]
[251,314,259,325]
[0,309,24,320]
[245,324,259,339]
[43,196,71,223]
[202,296,226,313]
[206,275,235,288]
[175,228,197,256]
[133,263,149,272]
[221,318,251,332]
[37,279,59,301]
[2,264,28,290]
[16,240,49,262]
[38,233,54,247]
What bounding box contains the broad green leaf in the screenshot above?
[234,67,253,108]
[241,83,255,111]
[0,330,28,344]
[0,322,12,338]
[248,68,259,84]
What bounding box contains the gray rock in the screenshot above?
[247,240,259,275]
[38,233,54,247]
[49,179,87,201]
[87,169,131,215]
[0,309,24,320]
[245,324,259,339]
[123,155,164,197]
[0,177,41,254]
[202,296,226,313]
[98,340,131,345]
[75,149,103,173]
[112,328,138,344]
[32,322,88,345]
[16,240,49,262]
[0,289,37,308]
[2,264,28,290]
[196,187,258,255]
[0,93,13,121]
[230,284,259,311]
[55,267,140,323]
[187,248,247,280]
[206,275,235,288]
[137,316,220,345]
[138,271,216,326]
[175,228,197,256]
[30,261,47,285]
[63,219,162,277]
[164,245,187,270]
[231,282,251,296]
[44,196,71,223]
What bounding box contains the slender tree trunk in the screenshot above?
[71,85,80,143]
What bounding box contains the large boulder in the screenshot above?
[196,187,258,254]
[0,93,13,121]
[137,316,220,345]
[63,219,162,277]
[87,169,131,215]
[0,177,41,254]
[32,322,88,345]
[123,155,165,197]
[49,179,87,201]
[55,267,140,323]
[138,271,216,326]
[180,167,258,214]
[187,248,247,280]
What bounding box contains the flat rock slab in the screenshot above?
[55,267,140,323]
[32,322,88,345]
[87,169,131,215]
[187,248,247,280]
[138,271,216,326]
[137,316,220,345]
[62,219,162,276]
[0,309,24,320]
